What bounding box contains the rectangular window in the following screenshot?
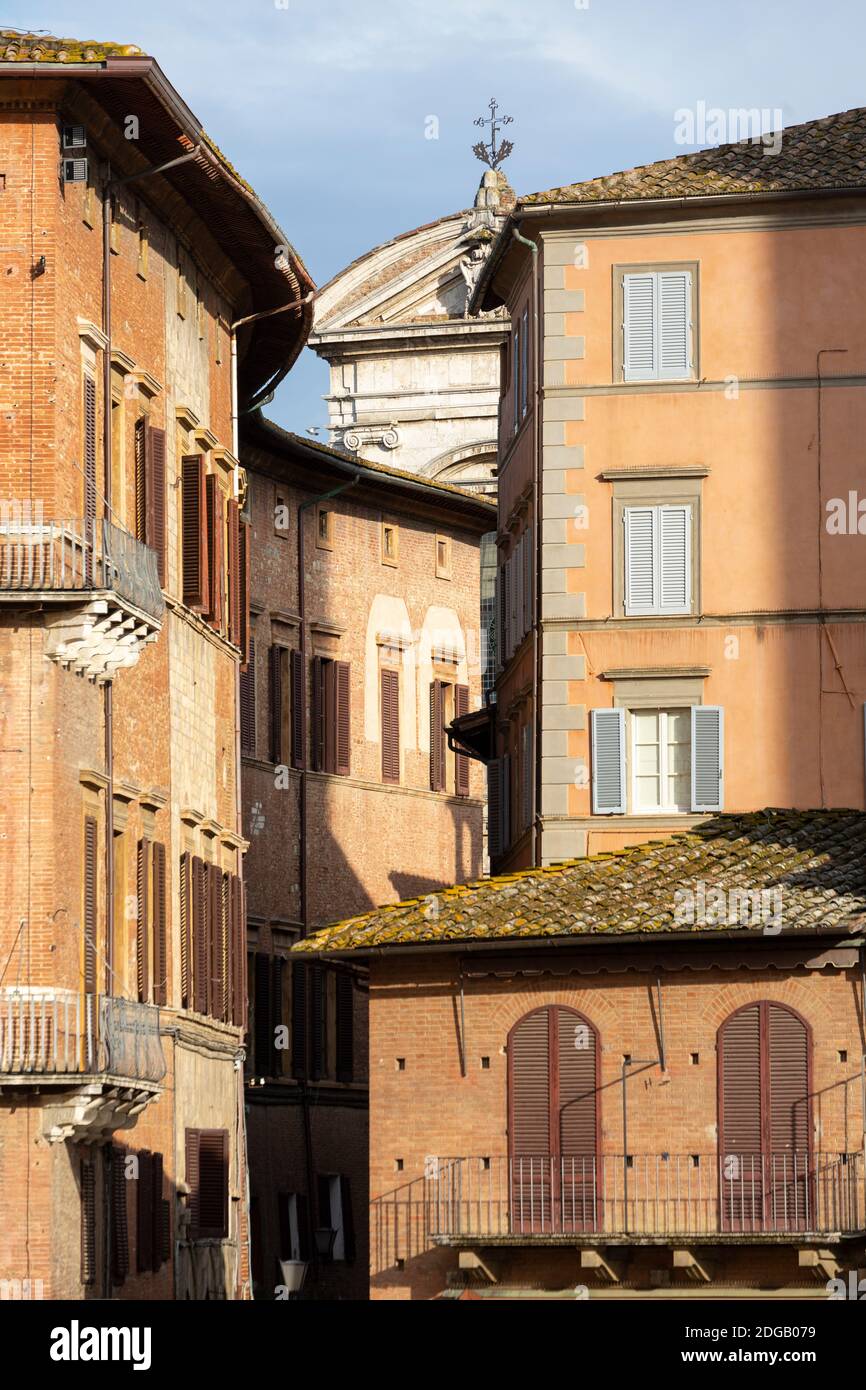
[80,1155,96,1285]
[621,267,694,382]
[204,473,225,631]
[317,507,334,550]
[631,708,691,813]
[311,657,351,775]
[277,1192,309,1261]
[83,815,98,995]
[512,321,520,434]
[186,1129,229,1240]
[269,644,289,765]
[381,521,398,566]
[590,704,724,815]
[181,456,209,610]
[520,305,529,417]
[435,534,451,579]
[623,503,691,616]
[240,636,256,756]
[316,1174,354,1263]
[380,667,400,784]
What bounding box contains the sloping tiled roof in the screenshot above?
[292,810,866,954]
[522,107,866,206]
[0,31,143,61]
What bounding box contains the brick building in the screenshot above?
[460,108,866,870]
[239,415,494,1298]
[0,34,312,1298]
[296,809,866,1300]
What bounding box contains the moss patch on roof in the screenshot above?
[292,809,866,954]
[522,107,866,206]
[1,32,143,61]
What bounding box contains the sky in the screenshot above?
[13,0,866,431]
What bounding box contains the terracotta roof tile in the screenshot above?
[292,809,866,953]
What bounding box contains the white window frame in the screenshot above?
[622,268,694,382]
[629,707,692,815]
[624,503,692,616]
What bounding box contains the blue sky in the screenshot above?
[15,0,866,430]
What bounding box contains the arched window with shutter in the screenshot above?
[507,1005,599,1233]
[717,1001,813,1232]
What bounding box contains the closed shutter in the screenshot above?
[429,681,445,791]
[197,1131,229,1239]
[455,684,470,797]
[207,862,221,1018]
[147,425,167,586]
[310,965,326,1081]
[623,273,656,381]
[254,953,273,1075]
[204,473,224,630]
[691,705,724,811]
[510,1008,550,1156]
[231,875,246,1030]
[269,645,284,764]
[227,499,241,646]
[83,373,97,531]
[335,661,351,776]
[768,1004,811,1229]
[291,964,307,1079]
[515,538,524,645]
[179,852,193,1010]
[311,656,325,772]
[658,270,692,378]
[718,1003,766,1232]
[192,856,208,1015]
[134,416,147,541]
[150,1152,164,1272]
[624,506,655,615]
[523,524,533,633]
[335,971,354,1082]
[136,838,150,1003]
[497,564,507,670]
[83,816,98,995]
[238,519,251,668]
[240,636,256,756]
[380,668,400,784]
[290,649,304,768]
[590,708,626,814]
[151,841,167,1006]
[111,1146,129,1284]
[340,1175,356,1263]
[520,722,533,831]
[181,455,209,610]
[659,505,690,613]
[557,1006,599,1228]
[185,1129,201,1236]
[137,1150,153,1273]
[501,752,511,852]
[488,758,502,860]
[80,1155,96,1285]
[220,871,230,1024]
[160,1195,171,1265]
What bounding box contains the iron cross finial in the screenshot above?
[472,98,514,170]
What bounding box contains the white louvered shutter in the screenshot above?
[658,271,692,379]
[591,708,626,814]
[624,507,656,615]
[623,273,656,381]
[659,505,690,613]
[488,759,502,858]
[691,705,724,811]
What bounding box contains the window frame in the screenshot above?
[629,706,692,815]
[612,260,699,384]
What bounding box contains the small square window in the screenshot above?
[381,521,398,566]
[690,1052,699,1065]
[480,1056,490,1070]
[395,1158,404,1172]
[435,534,452,580]
[396,1057,406,1071]
[317,506,334,550]
[838,1049,848,1064]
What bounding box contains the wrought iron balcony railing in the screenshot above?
[371,1152,866,1272]
[0,517,164,621]
[0,989,166,1086]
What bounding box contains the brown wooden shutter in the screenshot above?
[335,971,354,1082]
[290,649,304,769]
[181,455,209,610]
[136,838,151,1003]
[380,668,400,784]
[207,862,221,1018]
[240,635,256,756]
[310,964,326,1081]
[238,518,251,668]
[80,1154,96,1285]
[231,874,246,1029]
[197,1130,229,1239]
[227,498,241,646]
[291,963,307,1079]
[185,1129,200,1238]
[557,1006,599,1230]
[768,1004,810,1155]
[151,842,167,1006]
[179,852,193,1010]
[429,681,445,791]
[311,656,325,772]
[510,1007,550,1157]
[220,871,230,1024]
[204,473,224,630]
[150,1151,164,1272]
[111,1146,129,1284]
[160,1195,171,1265]
[340,1174,356,1263]
[83,816,98,995]
[335,661,351,776]
[192,856,208,1015]
[487,760,502,860]
[254,953,272,1075]
[455,684,470,796]
[718,1003,764,1230]
[134,416,147,541]
[147,425,167,586]
[137,1150,153,1272]
[269,645,284,764]
[83,373,97,528]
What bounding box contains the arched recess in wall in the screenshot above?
[364,595,416,751]
[416,605,468,755]
[419,441,498,494]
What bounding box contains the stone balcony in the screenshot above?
[0,987,166,1141]
[0,517,164,681]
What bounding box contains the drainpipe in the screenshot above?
[511,227,542,867]
[101,173,114,995]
